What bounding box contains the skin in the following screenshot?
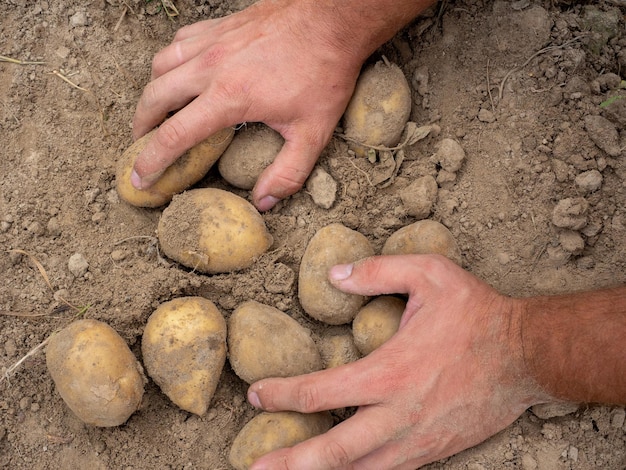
[247,255,626,469]
[131,0,435,211]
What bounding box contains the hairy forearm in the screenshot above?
[292,0,437,65]
[520,286,626,405]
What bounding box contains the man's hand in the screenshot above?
[246,255,544,469]
[131,0,364,211]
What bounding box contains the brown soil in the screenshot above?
[1,0,625,468]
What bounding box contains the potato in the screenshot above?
[228,300,322,384]
[157,188,273,273]
[116,127,234,208]
[218,123,283,190]
[382,219,463,265]
[318,327,361,368]
[229,411,333,470]
[342,60,412,157]
[141,297,226,416]
[299,223,374,325]
[46,319,145,427]
[353,296,406,355]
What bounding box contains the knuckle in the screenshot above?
[199,44,226,68]
[321,440,352,468]
[155,119,188,152]
[294,383,322,412]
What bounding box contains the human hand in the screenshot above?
[247,255,546,469]
[131,0,365,211]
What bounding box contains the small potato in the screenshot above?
[157,188,273,273]
[46,319,145,427]
[116,127,234,208]
[299,223,375,325]
[218,123,283,190]
[342,60,412,157]
[141,297,227,416]
[229,411,333,470]
[318,327,361,368]
[353,296,406,355]
[228,300,322,384]
[382,219,462,265]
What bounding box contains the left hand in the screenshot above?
[247,255,545,469]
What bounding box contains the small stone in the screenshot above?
[584,115,621,157]
[552,197,589,230]
[55,46,70,59]
[305,166,337,209]
[110,250,128,262]
[27,221,44,236]
[4,339,17,358]
[0,221,11,233]
[559,230,585,254]
[521,453,538,470]
[575,169,602,193]
[412,66,429,96]
[611,408,625,428]
[497,251,511,265]
[19,397,32,411]
[68,253,89,277]
[433,138,466,173]
[478,108,496,123]
[70,11,89,27]
[568,445,579,462]
[551,159,570,183]
[399,175,438,219]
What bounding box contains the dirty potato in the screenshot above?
[353,296,406,355]
[382,219,463,265]
[218,123,283,190]
[46,319,145,427]
[116,127,234,208]
[229,411,334,470]
[141,297,227,416]
[157,188,273,273]
[299,223,374,325]
[228,300,323,384]
[342,60,412,157]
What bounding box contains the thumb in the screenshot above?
[251,130,325,211]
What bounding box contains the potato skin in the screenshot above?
[218,123,283,190]
[157,188,273,273]
[141,297,227,416]
[229,411,333,470]
[228,301,322,384]
[299,223,374,325]
[342,60,412,157]
[318,327,361,368]
[46,319,145,427]
[353,296,406,355]
[116,127,234,208]
[382,220,463,265]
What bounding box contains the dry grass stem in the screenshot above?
[1,335,52,385]
[114,6,128,32]
[0,55,45,65]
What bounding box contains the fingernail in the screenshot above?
[256,195,280,212]
[329,263,353,281]
[248,391,262,409]
[130,170,143,189]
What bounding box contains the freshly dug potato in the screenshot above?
[382,219,463,265]
[218,123,283,190]
[318,327,361,368]
[299,223,374,325]
[157,188,273,273]
[353,296,406,355]
[141,297,227,416]
[228,300,322,384]
[46,319,145,427]
[342,60,412,157]
[229,411,333,470]
[116,127,234,208]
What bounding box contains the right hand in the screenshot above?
[131,0,364,211]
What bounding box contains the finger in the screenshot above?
[251,126,328,211]
[248,356,393,413]
[150,35,215,81]
[329,254,456,297]
[131,94,238,188]
[249,406,396,470]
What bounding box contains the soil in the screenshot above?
[1,0,625,469]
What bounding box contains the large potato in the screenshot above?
[116,127,234,208]
[342,60,412,157]
[141,297,226,416]
[353,296,406,355]
[228,300,322,384]
[157,188,273,273]
[46,319,145,427]
[299,223,374,325]
[218,123,283,190]
[229,411,333,470]
[382,219,463,265]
